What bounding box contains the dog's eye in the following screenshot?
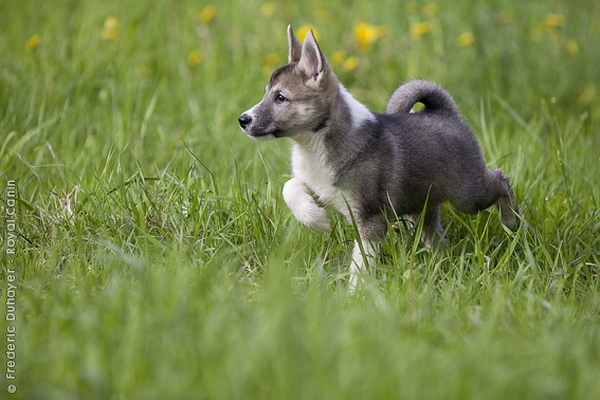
[275,93,287,104]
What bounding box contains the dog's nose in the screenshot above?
[238,114,252,129]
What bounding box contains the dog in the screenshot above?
[238,25,519,291]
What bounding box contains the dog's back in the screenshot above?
[373,81,517,232]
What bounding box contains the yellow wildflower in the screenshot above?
[25,34,41,52]
[264,52,280,67]
[260,3,276,18]
[342,56,359,72]
[297,25,319,42]
[101,17,119,41]
[423,3,439,17]
[353,22,388,52]
[566,39,579,57]
[457,31,475,47]
[330,50,359,71]
[331,50,348,66]
[544,13,565,29]
[187,50,203,66]
[533,13,567,41]
[199,5,217,24]
[410,22,431,39]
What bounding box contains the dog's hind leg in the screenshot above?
[451,168,520,230]
[493,169,520,229]
[422,205,449,247]
[477,169,520,229]
[408,205,448,248]
[283,177,331,232]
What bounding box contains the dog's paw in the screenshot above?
[302,208,331,232]
[283,178,331,232]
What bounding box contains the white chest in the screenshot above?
[291,143,350,219]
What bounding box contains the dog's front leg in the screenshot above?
[283,177,331,232]
[348,239,377,294]
[348,214,387,293]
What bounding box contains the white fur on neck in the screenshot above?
[290,84,375,218]
[291,134,347,217]
[339,84,376,127]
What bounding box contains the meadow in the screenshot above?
[1,0,599,398]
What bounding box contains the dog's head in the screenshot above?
[238,25,337,141]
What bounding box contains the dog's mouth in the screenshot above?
[245,128,283,141]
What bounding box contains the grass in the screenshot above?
[1,0,599,399]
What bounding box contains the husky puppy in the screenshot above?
[239,25,519,291]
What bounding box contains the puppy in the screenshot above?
[239,26,519,291]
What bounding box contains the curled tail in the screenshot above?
[386,79,459,114]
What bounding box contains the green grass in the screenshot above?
[1,0,599,399]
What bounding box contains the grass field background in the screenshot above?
[1,0,599,399]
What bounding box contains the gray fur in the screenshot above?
[386,79,459,114]
[239,26,519,289]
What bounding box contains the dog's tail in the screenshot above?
[386,80,459,114]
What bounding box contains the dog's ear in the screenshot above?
[287,25,302,64]
[298,29,328,89]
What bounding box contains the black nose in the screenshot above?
[238,114,252,129]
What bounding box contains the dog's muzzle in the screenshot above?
[238,112,279,141]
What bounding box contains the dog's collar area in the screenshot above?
[312,117,330,132]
